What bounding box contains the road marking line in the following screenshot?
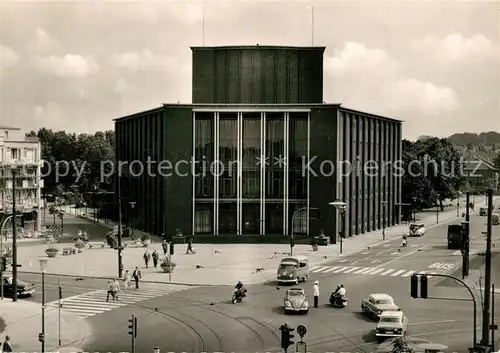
[383,244,391,247]
[371,260,380,263]
[311,266,322,271]
[376,251,386,255]
[333,267,349,273]
[354,267,371,274]
[410,245,419,247]
[380,269,395,275]
[339,259,349,263]
[390,252,400,255]
[63,307,107,314]
[359,268,379,274]
[401,270,416,277]
[322,266,340,273]
[312,266,330,272]
[376,244,429,268]
[390,270,407,276]
[368,268,385,275]
[342,267,360,274]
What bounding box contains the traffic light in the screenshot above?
[410,274,418,298]
[128,314,137,338]
[420,275,428,299]
[170,243,174,255]
[38,333,44,342]
[287,327,295,347]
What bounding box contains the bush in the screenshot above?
[160,256,176,268]
[73,231,89,242]
[141,233,150,241]
[45,246,59,252]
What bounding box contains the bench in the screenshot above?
[88,242,106,249]
[62,247,77,255]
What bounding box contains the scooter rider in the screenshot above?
[234,280,246,299]
[333,284,346,299]
[235,280,244,291]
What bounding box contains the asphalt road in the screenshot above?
[78,211,500,353]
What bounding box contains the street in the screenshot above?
[74,212,500,353]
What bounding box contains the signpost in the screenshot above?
[296,325,307,353]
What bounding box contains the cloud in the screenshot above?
[325,41,459,114]
[114,78,129,93]
[165,3,204,25]
[111,50,176,72]
[35,54,99,78]
[34,102,63,120]
[1,45,20,67]
[29,27,59,52]
[414,33,494,62]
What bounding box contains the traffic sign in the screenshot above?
[296,341,307,353]
[296,324,307,337]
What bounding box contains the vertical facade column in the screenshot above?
[214,112,219,235]
[192,112,196,236]
[237,112,243,235]
[306,112,311,236]
[260,113,266,235]
[398,124,403,224]
[283,113,289,236]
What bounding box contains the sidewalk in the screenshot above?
[0,300,90,352]
[16,197,490,286]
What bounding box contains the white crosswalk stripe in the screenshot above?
[46,283,195,319]
[310,266,445,279]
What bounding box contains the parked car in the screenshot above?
[361,293,399,319]
[1,276,36,297]
[409,223,426,237]
[375,310,408,342]
[284,288,309,314]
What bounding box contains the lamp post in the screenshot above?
[411,197,417,223]
[381,201,387,241]
[456,191,462,217]
[93,185,99,223]
[10,167,18,302]
[39,258,48,353]
[435,193,440,224]
[329,201,346,254]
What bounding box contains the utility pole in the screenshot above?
[465,192,470,222]
[11,168,18,302]
[481,188,493,348]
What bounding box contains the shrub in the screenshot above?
[160,256,176,268]
[45,246,59,252]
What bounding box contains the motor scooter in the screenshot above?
[232,288,247,304]
[329,293,348,308]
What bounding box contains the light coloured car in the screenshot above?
[284,288,309,314]
[409,223,426,237]
[361,293,399,319]
[375,310,408,342]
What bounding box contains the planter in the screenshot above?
[142,239,151,247]
[160,264,176,273]
[45,249,59,258]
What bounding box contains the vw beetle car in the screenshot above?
[375,310,408,342]
[408,223,426,237]
[361,293,399,319]
[284,288,309,314]
[2,276,36,297]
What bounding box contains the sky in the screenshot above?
[0,0,498,140]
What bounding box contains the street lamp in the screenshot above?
[411,197,417,223]
[129,202,136,239]
[8,166,20,302]
[329,201,346,254]
[435,193,440,224]
[456,191,462,217]
[381,201,387,241]
[39,258,48,353]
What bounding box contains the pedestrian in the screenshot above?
[132,266,141,289]
[313,280,319,308]
[186,235,194,254]
[143,250,151,268]
[123,270,131,290]
[106,280,113,301]
[111,278,120,301]
[162,240,168,255]
[152,249,159,268]
[2,335,12,352]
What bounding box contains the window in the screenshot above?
[195,177,212,198]
[195,210,211,233]
[10,148,19,159]
[243,171,259,198]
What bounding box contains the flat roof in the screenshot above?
[191,45,326,52]
[0,126,21,130]
[114,103,403,124]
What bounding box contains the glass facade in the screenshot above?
[193,110,310,236]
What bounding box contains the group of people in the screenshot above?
[313,281,346,307]
[106,267,144,301]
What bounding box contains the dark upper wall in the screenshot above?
[191,46,325,104]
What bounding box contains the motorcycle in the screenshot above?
[232,288,247,304]
[329,293,348,308]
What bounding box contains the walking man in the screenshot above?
[186,235,195,254]
[143,250,151,268]
[106,280,114,301]
[111,278,120,301]
[162,239,168,255]
[132,266,141,289]
[123,270,131,290]
[313,280,319,308]
[2,335,12,352]
[152,249,159,268]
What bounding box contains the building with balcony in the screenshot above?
[0,126,43,234]
[114,45,403,241]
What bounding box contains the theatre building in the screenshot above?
[114,45,403,241]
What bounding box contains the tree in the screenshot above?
[392,337,414,352]
[494,153,500,171]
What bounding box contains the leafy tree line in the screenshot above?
[401,137,464,210]
[447,131,500,148]
[26,128,115,202]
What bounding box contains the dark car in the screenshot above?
[1,276,36,297]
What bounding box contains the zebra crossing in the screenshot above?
[46,283,195,319]
[310,265,439,278]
